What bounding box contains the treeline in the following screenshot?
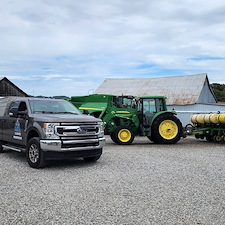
[210,83,225,102]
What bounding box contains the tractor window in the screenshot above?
[142,99,156,127]
[113,97,134,108]
[143,99,156,113]
[156,99,165,111]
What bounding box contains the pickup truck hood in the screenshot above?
[32,113,102,123]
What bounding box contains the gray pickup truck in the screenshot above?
[0,97,105,168]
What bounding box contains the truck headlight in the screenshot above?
[43,123,60,139]
[98,121,104,137]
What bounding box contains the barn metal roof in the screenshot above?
[95,73,216,105]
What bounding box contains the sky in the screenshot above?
[1,0,225,97]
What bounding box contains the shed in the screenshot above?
[95,73,225,126]
[0,77,28,97]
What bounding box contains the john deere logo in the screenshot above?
[77,127,87,134]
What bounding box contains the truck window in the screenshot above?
[8,101,20,114]
[29,99,80,114]
[18,102,27,112]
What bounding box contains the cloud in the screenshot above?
[1,0,225,96]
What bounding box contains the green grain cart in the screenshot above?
[70,94,183,145]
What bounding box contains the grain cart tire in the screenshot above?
[151,114,182,144]
[206,135,214,142]
[112,126,135,145]
[0,141,3,153]
[83,154,101,162]
[147,135,157,143]
[26,137,46,168]
[110,132,117,143]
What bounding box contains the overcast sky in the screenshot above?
[1,0,225,97]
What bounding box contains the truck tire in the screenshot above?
[151,114,182,144]
[83,154,101,162]
[111,126,134,145]
[26,137,46,168]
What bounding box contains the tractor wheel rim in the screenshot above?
[118,129,131,142]
[159,120,178,140]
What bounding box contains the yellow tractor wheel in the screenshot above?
[111,126,135,145]
[151,114,182,144]
[118,129,132,142]
[159,120,179,140]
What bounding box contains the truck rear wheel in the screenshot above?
[151,114,182,144]
[111,126,134,145]
[26,137,46,168]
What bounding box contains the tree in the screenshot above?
[210,83,225,102]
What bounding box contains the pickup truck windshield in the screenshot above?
[29,99,81,114]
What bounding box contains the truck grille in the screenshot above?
[55,124,100,137]
[61,139,99,148]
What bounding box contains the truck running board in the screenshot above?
[2,144,24,152]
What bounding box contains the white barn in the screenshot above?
[95,73,225,126]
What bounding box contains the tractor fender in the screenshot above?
[150,111,177,127]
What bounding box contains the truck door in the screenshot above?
[0,117,3,141]
[2,101,28,146]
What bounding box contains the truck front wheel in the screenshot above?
[111,126,134,145]
[26,137,46,168]
[151,114,182,144]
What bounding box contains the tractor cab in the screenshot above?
[138,96,167,127]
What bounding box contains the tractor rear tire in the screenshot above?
[151,114,182,144]
[111,126,134,145]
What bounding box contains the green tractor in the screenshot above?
[69,94,183,145]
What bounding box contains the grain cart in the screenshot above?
[190,113,225,142]
[69,94,183,145]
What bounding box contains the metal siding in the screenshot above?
[197,78,217,104]
[168,103,225,126]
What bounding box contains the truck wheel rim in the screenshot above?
[159,120,178,140]
[29,144,39,163]
[118,129,131,142]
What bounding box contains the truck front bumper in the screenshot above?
[40,137,105,152]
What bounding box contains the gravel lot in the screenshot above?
[0,135,225,225]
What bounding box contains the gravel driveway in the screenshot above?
[0,135,225,225]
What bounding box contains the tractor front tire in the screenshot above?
[111,126,134,145]
[151,114,182,144]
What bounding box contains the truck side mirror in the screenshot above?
[9,107,18,118]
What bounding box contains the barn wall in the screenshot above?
[0,79,27,97]
[197,80,216,104]
[168,104,225,126]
